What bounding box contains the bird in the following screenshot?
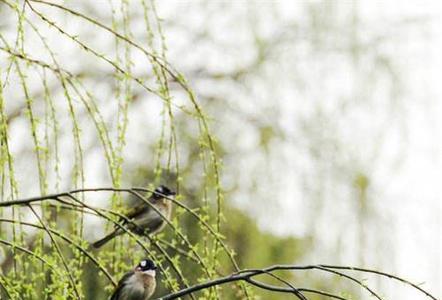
[110,258,158,300]
[92,185,175,248]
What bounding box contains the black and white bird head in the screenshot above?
[135,259,157,277]
[153,185,176,198]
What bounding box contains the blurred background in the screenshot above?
[0,0,440,299]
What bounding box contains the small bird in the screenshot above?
[111,258,158,300]
[92,185,175,248]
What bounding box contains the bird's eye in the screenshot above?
[140,260,147,267]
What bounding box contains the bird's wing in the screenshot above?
[110,271,134,300]
[124,202,151,220]
[129,209,165,235]
[115,203,150,227]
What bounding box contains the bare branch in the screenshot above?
[158,264,438,300]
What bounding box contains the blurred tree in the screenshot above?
[0,0,438,299]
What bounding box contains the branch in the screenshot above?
[319,264,438,300]
[157,264,438,300]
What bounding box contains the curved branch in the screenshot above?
[0,218,116,285]
[157,273,244,300]
[26,204,82,299]
[0,239,75,298]
[237,269,307,300]
[246,279,349,300]
[319,264,438,300]
[158,264,438,300]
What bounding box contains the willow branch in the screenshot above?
[319,264,438,300]
[158,264,438,300]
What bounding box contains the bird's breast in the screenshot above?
[118,274,145,300]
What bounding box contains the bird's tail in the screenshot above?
[91,229,121,249]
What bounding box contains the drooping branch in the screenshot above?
[0,218,116,285]
[157,264,438,300]
[319,264,438,300]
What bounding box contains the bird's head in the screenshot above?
[135,259,157,277]
[154,185,176,197]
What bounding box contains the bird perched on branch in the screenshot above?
[111,258,158,300]
[92,185,175,249]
